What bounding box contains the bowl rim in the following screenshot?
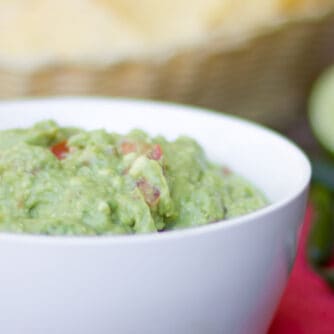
[0,97,311,245]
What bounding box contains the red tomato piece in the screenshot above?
[148,144,163,160]
[51,141,69,160]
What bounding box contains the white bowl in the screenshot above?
[0,98,310,334]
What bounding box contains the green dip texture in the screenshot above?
[0,121,267,235]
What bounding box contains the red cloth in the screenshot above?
[268,207,334,334]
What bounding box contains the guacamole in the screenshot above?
[0,121,266,235]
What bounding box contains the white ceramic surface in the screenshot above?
[0,98,310,334]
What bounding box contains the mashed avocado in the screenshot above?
[0,120,266,235]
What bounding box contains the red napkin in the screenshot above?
[269,207,334,334]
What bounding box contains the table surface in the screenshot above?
[268,206,334,334]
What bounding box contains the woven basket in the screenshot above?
[1,11,334,130]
